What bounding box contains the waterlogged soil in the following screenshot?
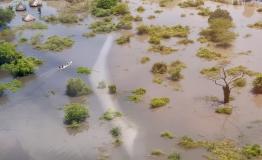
[0,0,262,160]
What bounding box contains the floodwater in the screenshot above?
[0,0,262,160]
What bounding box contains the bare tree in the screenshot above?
[201,67,245,104]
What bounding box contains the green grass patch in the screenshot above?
[196,47,222,60]
[150,97,170,108]
[76,67,91,75]
[100,108,122,121]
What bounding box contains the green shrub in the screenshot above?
[197,7,212,16]
[66,78,92,97]
[128,88,146,103]
[168,152,180,160]
[151,149,165,156]
[112,3,129,15]
[16,22,48,30]
[0,42,23,65]
[208,8,232,23]
[160,131,174,139]
[35,36,74,52]
[0,7,14,27]
[116,18,132,30]
[89,18,117,33]
[116,35,131,45]
[136,6,145,12]
[151,62,168,74]
[148,44,177,54]
[0,79,22,96]
[2,57,41,77]
[159,0,173,7]
[252,74,262,93]
[215,105,232,115]
[108,85,117,94]
[242,144,262,159]
[44,14,79,24]
[83,32,96,38]
[233,78,246,87]
[140,56,150,64]
[177,38,194,45]
[178,0,204,8]
[64,103,88,124]
[150,97,170,108]
[76,67,91,75]
[96,0,118,9]
[169,68,183,81]
[110,127,121,138]
[136,24,149,35]
[196,47,222,60]
[100,108,122,121]
[133,15,143,21]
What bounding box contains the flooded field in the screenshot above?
[0,0,262,160]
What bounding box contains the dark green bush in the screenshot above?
[66,78,92,97]
[108,85,117,94]
[150,97,170,108]
[151,62,168,74]
[0,42,23,65]
[64,103,88,124]
[0,7,15,27]
[242,144,262,159]
[208,8,232,23]
[77,67,91,75]
[252,74,262,93]
[113,3,129,15]
[96,0,118,9]
[0,79,22,96]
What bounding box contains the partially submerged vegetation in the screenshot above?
[34,36,74,52]
[108,85,117,94]
[152,62,168,74]
[168,60,186,81]
[66,78,92,97]
[150,97,170,108]
[196,47,222,60]
[76,67,91,75]
[148,45,177,55]
[215,104,233,115]
[15,22,48,31]
[128,88,146,103]
[248,21,262,29]
[252,74,262,94]
[100,108,122,121]
[140,56,150,64]
[110,127,122,146]
[64,103,88,127]
[0,7,14,27]
[116,35,131,45]
[178,0,204,8]
[0,80,22,96]
[160,131,174,139]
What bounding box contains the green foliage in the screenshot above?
[66,78,92,97]
[160,131,174,139]
[168,152,180,160]
[0,42,23,65]
[108,85,117,94]
[242,144,262,159]
[227,65,256,76]
[177,38,194,45]
[110,127,121,138]
[0,7,15,27]
[0,79,22,96]
[201,9,235,47]
[252,74,262,94]
[136,6,145,12]
[116,16,133,30]
[150,97,170,108]
[64,103,88,124]
[0,29,15,42]
[208,8,232,23]
[140,56,150,64]
[44,13,80,24]
[15,22,48,30]
[233,78,246,87]
[2,57,41,77]
[148,44,177,55]
[100,108,122,121]
[200,66,221,78]
[198,7,212,16]
[248,21,262,29]
[116,35,131,45]
[159,0,173,7]
[168,60,186,81]
[196,47,222,60]
[151,149,165,156]
[179,136,201,149]
[112,3,129,15]
[96,0,118,9]
[152,62,168,74]
[136,24,149,35]
[133,15,143,21]
[89,18,117,33]
[76,67,91,75]
[128,88,146,103]
[178,0,204,8]
[215,105,232,115]
[148,15,156,19]
[35,36,74,52]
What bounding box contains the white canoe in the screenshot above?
[58,61,72,70]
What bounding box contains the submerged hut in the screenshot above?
[15,2,26,11]
[29,0,42,7]
[22,14,36,22]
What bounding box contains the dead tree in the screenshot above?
[204,67,244,104]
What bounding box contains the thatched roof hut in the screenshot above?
[15,2,26,11]
[22,14,36,22]
[29,0,42,7]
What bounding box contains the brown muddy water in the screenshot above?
[0,0,262,160]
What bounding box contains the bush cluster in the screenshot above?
[66,78,92,97]
[64,103,88,124]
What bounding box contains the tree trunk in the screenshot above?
[223,85,230,104]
